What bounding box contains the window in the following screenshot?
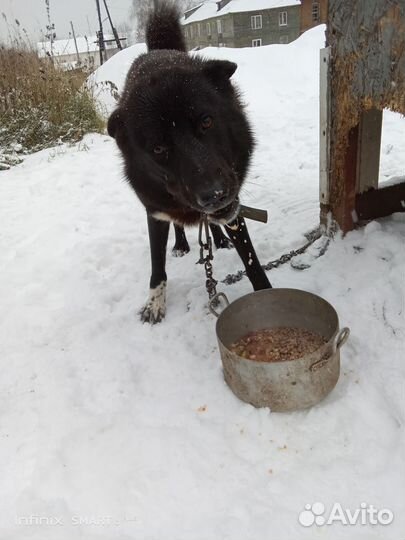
[312,1,320,21]
[197,23,201,36]
[217,19,222,34]
[279,35,289,44]
[251,14,262,30]
[279,11,288,26]
[252,38,262,47]
[207,22,211,36]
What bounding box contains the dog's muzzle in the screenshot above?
[207,198,240,225]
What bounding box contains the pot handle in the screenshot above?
[310,327,350,372]
[335,327,350,350]
[209,293,230,318]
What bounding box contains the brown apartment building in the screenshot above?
[300,0,328,34]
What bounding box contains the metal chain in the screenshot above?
[221,227,325,285]
[198,215,218,300]
[197,217,327,296]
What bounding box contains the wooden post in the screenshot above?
[321,0,405,234]
[328,109,383,230]
[319,47,330,210]
[356,109,383,195]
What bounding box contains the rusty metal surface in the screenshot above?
[356,181,405,221]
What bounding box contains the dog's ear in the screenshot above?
[202,60,237,88]
[107,108,124,139]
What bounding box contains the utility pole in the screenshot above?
[95,0,105,65]
[102,0,122,50]
[70,21,81,66]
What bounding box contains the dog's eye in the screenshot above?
[153,145,167,155]
[201,115,213,130]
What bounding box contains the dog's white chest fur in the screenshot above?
[152,211,173,223]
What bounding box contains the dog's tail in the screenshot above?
[146,2,186,52]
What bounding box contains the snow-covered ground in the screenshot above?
[1,26,404,539]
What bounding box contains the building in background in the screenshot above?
[182,0,301,50]
[300,0,328,34]
[37,34,127,71]
[182,0,327,50]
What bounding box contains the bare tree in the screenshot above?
[116,20,136,46]
[129,0,151,42]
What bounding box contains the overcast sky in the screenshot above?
[0,0,133,42]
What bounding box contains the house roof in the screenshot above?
[182,2,218,24]
[220,0,301,14]
[37,34,117,57]
[182,0,301,24]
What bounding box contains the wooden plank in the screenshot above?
[324,123,359,233]
[355,182,405,221]
[356,109,383,193]
[319,47,331,206]
[327,0,405,109]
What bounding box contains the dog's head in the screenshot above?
[108,52,254,223]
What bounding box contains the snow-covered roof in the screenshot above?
[182,0,301,24]
[183,1,218,24]
[37,34,117,57]
[221,0,301,14]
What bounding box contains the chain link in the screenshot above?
[221,227,324,285]
[197,217,326,297]
[198,215,218,301]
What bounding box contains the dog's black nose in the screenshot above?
[197,189,228,210]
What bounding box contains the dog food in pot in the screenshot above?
[230,327,327,362]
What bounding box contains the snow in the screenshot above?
[182,1,218,24]
[88,43,146,115]
[1,25,405,540]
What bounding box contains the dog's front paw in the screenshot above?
[172,236,190,257]
[172,245,190,257]
[140,303,165,324]
[140,281,167,324]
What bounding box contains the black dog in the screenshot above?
[108,2,271,323]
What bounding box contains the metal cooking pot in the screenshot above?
[209,288,350,412]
